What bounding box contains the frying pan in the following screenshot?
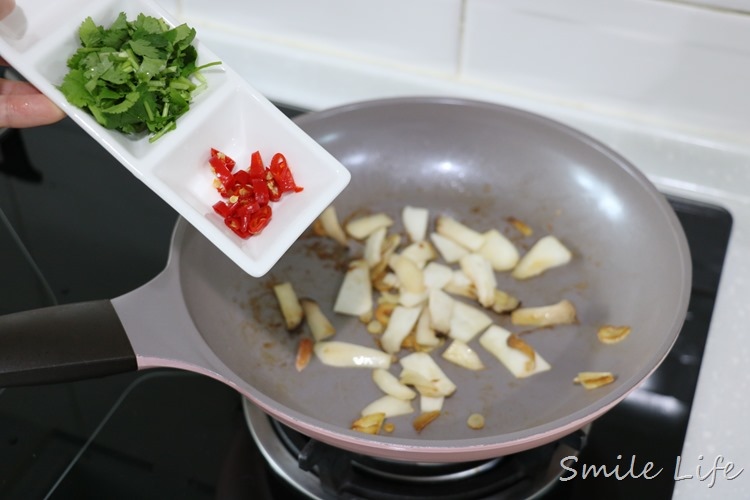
[0,97,691,463]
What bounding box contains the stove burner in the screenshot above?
[243,400,587,500]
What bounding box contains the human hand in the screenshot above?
[0,0,65,128]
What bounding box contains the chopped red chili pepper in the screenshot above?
[269,153,304,194]
[208,148,302,239]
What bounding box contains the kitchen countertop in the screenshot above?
[191,27,750,498]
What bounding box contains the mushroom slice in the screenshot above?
[372,369,417,400]
[449,301,493,343]
[422,262,453,290]
[273,282,304,330]
[361,395,415,418]
[351,412,385,435]
[403,206,430,243]
[346,213,394,240]
[300,299,335,341]
[333,259,373,317]
[380,305,423,354]
[317,205,349,246]
[479,325,551,378]
[478,229,520,272]
[510,299,577,327]
[512,235,572,280]
[430,232,470,264]
[442,339,485,371]
[597,325,632,344]
[574,372,616,389]
[399,352,457,397]
[428,288,454,334]
[364,227,387,268]
[371,234,403,284]
[436,216,485,251]
[459,253,497,308]
[415,307,441,348]
[314,341,392,369]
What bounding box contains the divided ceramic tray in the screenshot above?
[0,0,351,277]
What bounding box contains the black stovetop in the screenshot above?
[0,106,732,500]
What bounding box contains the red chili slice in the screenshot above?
[269,153,303,194]
[208,148,302,239]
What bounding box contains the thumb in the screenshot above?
[0,93,65,128]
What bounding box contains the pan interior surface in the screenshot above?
[177,97,690,459]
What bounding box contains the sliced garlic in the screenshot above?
[314,341,392,369]
[459,253,497,308]
[295,338,313,372]
[317,205,349,246]
[420,395,444,413]
[402,206,430,243]
[399,352,457,397]
[443,270,477,300]
[422,261,454,290]
[510,299,577,327]
[346,213,394,240]
[415,307,441,348]
[428,288,454,334]
[361,395,414,418]
[333,259,373,317]
[512,235,572,280]
[467,413,485,430]
[479,325,551,378]
[372,368,417,400]
[272,282,304,330]
[574,371,616,389]
[507,216,533,237]
[389,254,425,294]
[491,289,520,314]
[449,301,493,343]
[430,232,470,264]
[436,216,485,251]
[380,305,423,354]
[351,412,385,434]
[364,227,387,268]
[398,290,429,308]
[442,339,486,371]
[597,325,632,344]
[413,410,441,433]
[300,299,335,341]
[478,229,520,271]
[400,241,436,269]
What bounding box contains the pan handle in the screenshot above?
[0,300,137,387]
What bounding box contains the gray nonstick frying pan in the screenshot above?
[0,97,691,463]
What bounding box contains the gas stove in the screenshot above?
[0,105,732,499]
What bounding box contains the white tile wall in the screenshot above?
[461,0,750,142]
[179,0,464,76]
[176,0,750,144]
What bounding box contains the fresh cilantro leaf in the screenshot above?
[128,38,161,59]
[78,17,101,47]
[59,12,220,141]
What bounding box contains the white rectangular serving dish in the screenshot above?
[0,0,351,277]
